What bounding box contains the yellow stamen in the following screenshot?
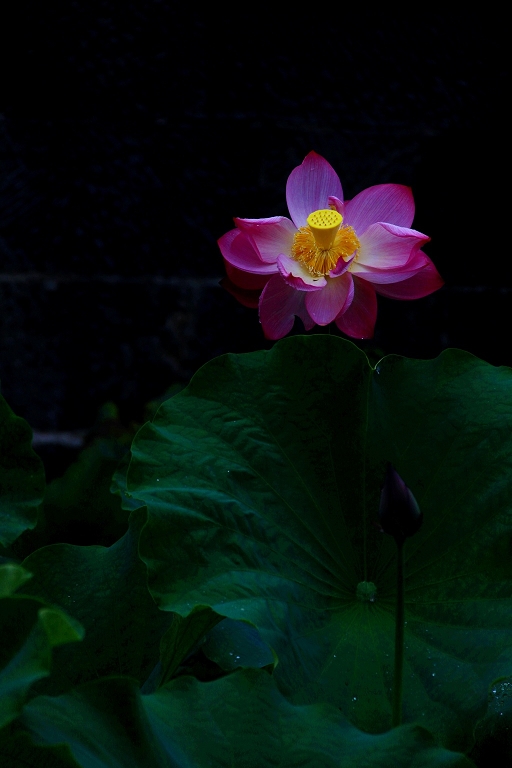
[291,209,361,276]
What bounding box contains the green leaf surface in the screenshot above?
[470,677,512,762]
[202,618,276,671]
[0,394,45,548]
[128,336,512,750]
[110,452,146,513]
[0,595,83,728]
[0,730,80,767]
[41,436,131,548]
[21,670,474,767]
[19,508,174,694]
[22,677,169,768]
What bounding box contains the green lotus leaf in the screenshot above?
[202,618,276,671]
[20,670,474,767]
[128,335,512,751]
[0,394,45,548]
[0,730,80,768]
[19,508,174,694]
[0,595,83,728]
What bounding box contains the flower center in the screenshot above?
[291,209,361,276]
[307,209,343,249]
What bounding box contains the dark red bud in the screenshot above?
[378,463,422,543]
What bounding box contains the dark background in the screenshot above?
[0,6,507,474]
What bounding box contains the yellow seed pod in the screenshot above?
[306,209,342,250]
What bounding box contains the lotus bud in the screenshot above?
[378,463,422,543]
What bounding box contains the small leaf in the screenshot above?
[0,596,83,728]
[38,609,84,647]
[0,395,45,548]
[19,507,174,694]
[0,563,32,597]
[155,605,223,688]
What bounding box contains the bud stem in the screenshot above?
[392,538,405,728]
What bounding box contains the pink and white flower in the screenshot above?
[218,151,443,339]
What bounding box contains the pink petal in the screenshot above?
[329,253,355,278]
[344,184,415,234]
[354,222,430,271]
[234,217,296,264]
[259,275,314,339]
[221,274,269,309]
[218,229,278,275]
[305,273,354,326]
[286,151,343,229]
[374,256,444,299]
[335,276,377,339]
[327,195,344,216]
[277,254,326,291]
[224,260,272,290]
[352,248,429,285]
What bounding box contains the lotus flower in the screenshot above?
[218,152,443,339]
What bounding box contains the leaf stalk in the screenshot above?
[392,538,405,727]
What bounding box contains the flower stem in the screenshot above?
[392,538,405,728]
